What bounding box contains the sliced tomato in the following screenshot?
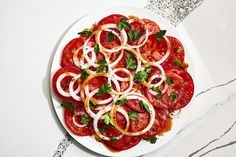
[143,68,194,110]
[64,102,94,136]
[98,14,127,25]
[126,21,145,45]
[61,37,86,67]
[162,36,185,69]
[130,112,150,132]
[155,109,169,129]
[127,99,145,113]
[142,18,160,33]
[52,67,81,101]
[139,34,168,62]
[142,119,159,139]
[104,135,141,151]
[100,30,121,49]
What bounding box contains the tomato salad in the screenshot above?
[52,14,194,151]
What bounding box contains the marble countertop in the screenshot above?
[0,0,235,157]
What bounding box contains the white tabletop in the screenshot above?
[0,0,236,157]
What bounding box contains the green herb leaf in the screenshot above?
[169,92,177,101]
[144,66,152,74]
[140,101,150,113]
[106,31,115,42]
[177,47,183,53]
[98,125,107,133]
[61,101,73,112]
[97,82,112,97]
[78,29,92,36]
[110,137,118,143]
[134,30,142,38]
[174,58,182,67]
[166,77,174,85]
[155,92,162,99]
[117,18,131,30]
[80,68,90,80]
[115,98,128,105]
[89,101,97,110]
[129,111,138,121]
[156,30,166,41]
[134,71,148,82]
[94,43,100,53]
[96,60,108,73]
[81,115,92,124]
[101,114,110,125]
[126,53,136,70]
[144,137,157,144]
[128,30,142,42]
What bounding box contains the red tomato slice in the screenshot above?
[143,68,194,110]
[141,119,159,139]
[126,21,145,45]
[100,30,121,49]
[127,99,145,113]
[139,34,168,62]
[52,67,81,101]
[130,112,150,132]
[98,14,127,25]
[64,102,94,136]
[162,36,185,69]
[142,19,160,33]
[104,135,141,151]
[61,37,86,67]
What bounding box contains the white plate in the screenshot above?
[50,6,195,157]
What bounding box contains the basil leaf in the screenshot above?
[106,31,115,42]
[80,68,90,80]
[144,137,157,144]
[61,101,73,112]
[156,30,166,41]
[140,101,150,113]
[169,92,177,101]
[166,77,174,85]
[94,43,100,53]
[126,53,136,70]
[129,111,138,121]
[117,18,131,30]
[115,98,128,105]
[96,82,112,97]
[81,115,92,124]
[78,29,92,36]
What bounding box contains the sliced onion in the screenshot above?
[110,92,155,136]
[93,106,129,141]
[69,74,81,101]
[72,112,88,128]
[56,72,78,97]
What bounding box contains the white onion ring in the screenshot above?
[72,112,88,128]
[69,74,81,101]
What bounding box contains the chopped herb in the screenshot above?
[98,125,107,133]
[115,98,128,105]
[80,68,90,79]
[97,82,112,97]
[144,66,152,74]
[117,18,131,30]
[174,58,182,67]
[96,60,108,73]
[89,101,97,109]
[126,53,136,70]
[166,77,174,85]
[169,92,177,101]
[177,47,183,53]
[144,137,157,144]
[110,137,118,143]
[106,31,115,42]
[94,43,100,53]
[81,115,92,124]
[129,111,138,121]
[140,101,150,113]
[134,70,148,82]
[156,30,166,41]
[155,92,162,99]
[78,29,92,36]
[128,30,142,41]
[101,113,114,126]
[61,101,73,112]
